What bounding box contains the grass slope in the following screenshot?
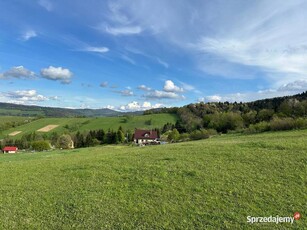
[0,113,177,138]
[0,130,306,229]
[0,116,33,124]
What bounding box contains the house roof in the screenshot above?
[3,146,18,151]
[134,129,158,140]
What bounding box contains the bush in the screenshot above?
[208,112,244,133]
[270,118,296,131]
[31,141,51,151]
[167,129,180,142]
[179,133,190,141]
[246,121,270,133]
[190,130,208,140]
[57,134,73,149]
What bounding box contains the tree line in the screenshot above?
[153,91,307,142]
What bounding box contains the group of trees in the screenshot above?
[0,126,137,151]
[154,92,307,139]
[73,127,130,148]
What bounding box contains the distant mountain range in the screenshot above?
[0,102,142,117]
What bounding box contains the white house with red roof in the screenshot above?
[134,129,159,145]
[2,146,18,154]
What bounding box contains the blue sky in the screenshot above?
[1,0,307,111]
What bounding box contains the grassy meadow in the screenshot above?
[0,129,306,229]
[0,113,177,139]
[0,116,34,123]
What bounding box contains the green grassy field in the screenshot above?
[0,113,177,139]
[0,116,34,124]
[0,130,306,229]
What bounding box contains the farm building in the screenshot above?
[2,146,18,154]
[134,129,159,145]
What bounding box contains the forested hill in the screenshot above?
[145,91,307,134]
[0,102,141,117]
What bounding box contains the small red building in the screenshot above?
[134,129,159,145]
[2,146,18,154]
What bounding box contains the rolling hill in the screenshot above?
[0,113,178,139]
[0,102,142,117]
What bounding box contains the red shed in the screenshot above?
[2,146,18,154]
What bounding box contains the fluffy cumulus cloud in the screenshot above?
[40,66,73,84]
[163,80,184,93]
[119,101,163,111]
[0,66,36,79]
[3,89,48,103]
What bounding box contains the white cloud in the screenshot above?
[40,66,73,84]
[278,80,307,92]
[198,86,307,103]
[4,90,48,103]
[110,1,307,86]
[163,80,184,93]
[137,85,151,91]
[49,96,59,100]
[0,66,36,79]
[198,95,222,102]
[105,105,115,110]
[83,46,109,53]
[100,81,108,87]
[118,101,163,111]
[145,90,185,100]
[38,0,53,11]
[22,30,37,41]
[105,25,142,36]
[119,89,134,96]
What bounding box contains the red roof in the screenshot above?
[134,129,158,140]
[3,146,18,151]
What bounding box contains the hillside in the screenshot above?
[0,130,305,229]
[0,102,141,117]
[0,114,178,139]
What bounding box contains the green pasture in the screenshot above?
[0,129,306,229]
[0,113,178,138]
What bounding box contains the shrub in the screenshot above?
[190,130,208,140]
[167,129,180,142]
[57,134,73,149]
[31,141,51,151]
[246,121,270,133]
[179,133,190,141]
[270,118,296,131]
